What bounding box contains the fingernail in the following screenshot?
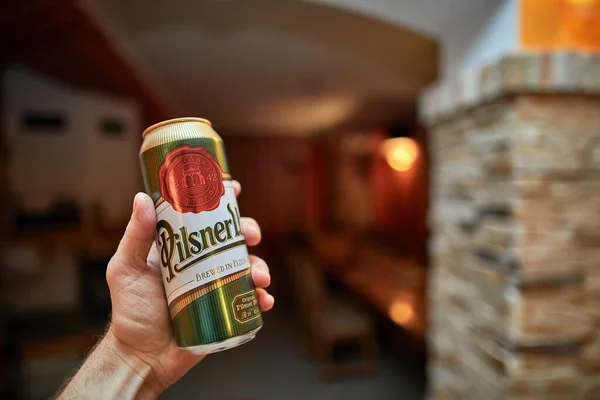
[257,261,268,274]
[132,193,143,213]
[248,226,258,237]
[249,221,261,235]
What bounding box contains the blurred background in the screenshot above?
[1,0,600,399]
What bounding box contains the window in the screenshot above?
[99,117,126,138]
[21,111,67,134]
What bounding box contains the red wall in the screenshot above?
[223,128,429,268]
[371,128,429,259]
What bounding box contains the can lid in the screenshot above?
[142,117,212,137]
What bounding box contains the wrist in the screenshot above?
[57,329,165,400]
[103,329,165,399]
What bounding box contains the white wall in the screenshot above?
[4,66,85,211]
[452,0,518,75]
[78,95,141,225]
[3,65,142,226]
[311,0,517,76]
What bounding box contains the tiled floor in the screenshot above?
[161,309,425,400]
[20,308,425,400]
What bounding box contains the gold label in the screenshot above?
[232,291,261,323]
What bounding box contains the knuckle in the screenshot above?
[105,258,118,284]
[106,256,125,286]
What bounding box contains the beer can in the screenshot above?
[139,117,262,354]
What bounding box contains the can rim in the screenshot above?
[142,117,212,137]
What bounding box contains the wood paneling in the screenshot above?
[309,128,429,260]
[224,136,310,235]
[0,64,8,398]
[221,129,430,297]
[222,135,311,302]
[371,128,429,261]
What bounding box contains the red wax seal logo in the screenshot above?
[159,145,225,213]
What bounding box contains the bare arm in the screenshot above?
[53,190,274,399]
[56,329,163,400]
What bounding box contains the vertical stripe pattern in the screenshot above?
[172,271,262,347]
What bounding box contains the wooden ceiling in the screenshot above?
[1,0,439,135]
[87,0,439,135]
[0,0,168,127]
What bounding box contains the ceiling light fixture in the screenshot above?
[381,123,419,172]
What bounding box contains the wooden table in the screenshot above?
[318,246,427,341]
[8,312,106,359]
[7,228,123,254]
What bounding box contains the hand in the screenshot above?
[105,182,274,394]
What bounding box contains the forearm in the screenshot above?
[56,329,163,400]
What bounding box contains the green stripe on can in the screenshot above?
[172,272,262,347]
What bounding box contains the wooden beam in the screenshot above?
[0,0,168,127]
[0,0,67,25]
[101,0,439,89]
[1,10,78,45]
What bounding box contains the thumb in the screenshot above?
[112,193,157,269]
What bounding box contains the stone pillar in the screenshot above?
[420,52,600,399]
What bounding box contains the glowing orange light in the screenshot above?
[382,137,419,172]
[389,301,414,325]
[563,0,597,5]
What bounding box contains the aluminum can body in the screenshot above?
[139,117,262,354]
